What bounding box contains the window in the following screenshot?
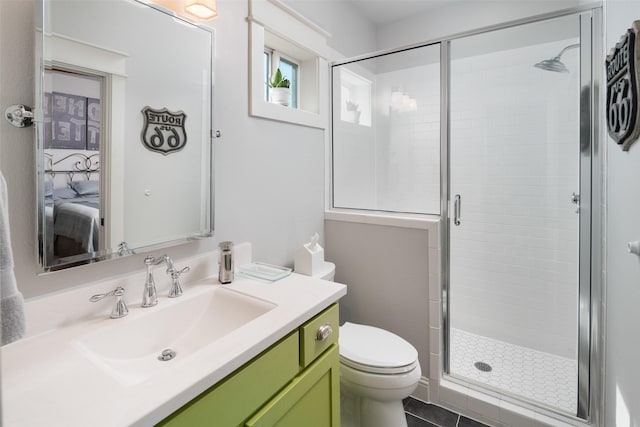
[249,0,329,129]
[278,58,298,108]
[264,50,299,108]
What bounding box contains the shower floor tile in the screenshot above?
[450,328,577,414]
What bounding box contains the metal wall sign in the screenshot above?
[141,106,187,155]
[606,20,640,151]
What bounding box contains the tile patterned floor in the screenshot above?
[449,328,577,413]
[404,397,489,427]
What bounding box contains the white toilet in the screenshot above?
[302,261,421,427]
[339,322,421,427]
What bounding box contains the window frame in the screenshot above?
[278,55,299,108]
[248,0,329,129]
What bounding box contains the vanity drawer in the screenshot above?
[299,304,339,368]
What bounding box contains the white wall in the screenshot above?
[0,0,374,300]
[212,0,374,266]
[376,0,582,51]
[283,0,377,57]
[604,2,640,426]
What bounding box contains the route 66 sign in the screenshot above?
[141,106,187,155]
[606,21,640,151]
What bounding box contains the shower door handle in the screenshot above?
[453,194,461,226]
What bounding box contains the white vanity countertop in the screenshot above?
[1,272,346,426]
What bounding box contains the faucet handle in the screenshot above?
[90,286,129,319]
[170,266,190,276]
[144,255,167,266]
[167,266,190,298]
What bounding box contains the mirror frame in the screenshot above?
[35,0,215,273]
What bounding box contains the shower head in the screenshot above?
[534,57,569,73]
[534,43,579,73]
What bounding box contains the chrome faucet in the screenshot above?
[142,255,169,307]
[142,255,190,307]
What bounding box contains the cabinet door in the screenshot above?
[157,332,300,427]
[245,344,340,427]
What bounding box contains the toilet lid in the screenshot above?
[339,322,418,374]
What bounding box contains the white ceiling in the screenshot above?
[346,0,455,25]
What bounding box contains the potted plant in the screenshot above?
[345,99,361,124]
[268,68,291,106]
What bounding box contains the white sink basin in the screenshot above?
[73,286,276,385]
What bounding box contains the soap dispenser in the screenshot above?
[218,241,234,284]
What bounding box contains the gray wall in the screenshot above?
[325,219,432,377]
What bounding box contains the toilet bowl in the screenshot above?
[307,262,420,427]
[339,322,421,427]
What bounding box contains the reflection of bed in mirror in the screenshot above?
[44,152,100,261]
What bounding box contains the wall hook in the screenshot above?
[4,104,34,128]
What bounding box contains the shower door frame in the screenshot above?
[440,6,603,424]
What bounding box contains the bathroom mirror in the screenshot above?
[35,0,214,272]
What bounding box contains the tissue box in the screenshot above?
[294,244,325,276]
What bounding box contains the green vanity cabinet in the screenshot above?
[245,345,339,427]
[158,304,340,427]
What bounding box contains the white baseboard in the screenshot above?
[411,376,430,403]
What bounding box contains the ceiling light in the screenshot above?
[184,0,217,20]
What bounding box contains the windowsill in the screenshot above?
[250,92,326,129]
[324,209,440,230]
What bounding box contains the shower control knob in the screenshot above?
[571,192,580,204]
[571,192,580,213]
[628,241,640,256]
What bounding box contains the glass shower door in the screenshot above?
[447,13,587,415]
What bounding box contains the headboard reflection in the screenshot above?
[43,151,101,268]
[44,151,100,187]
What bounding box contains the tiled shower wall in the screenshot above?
[375,64,441,214]
[449,39,580,359]
[332,48,441,215]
